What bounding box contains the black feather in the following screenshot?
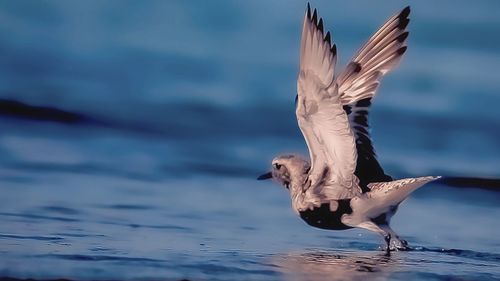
[356,98,371,107]
[354,125,369,135]
[343,105,352,115]
[331,44,337,56]
[398,17,410,30]
[343,97,392,191]
[354,115,368,127]
[397,46,408,55]
[397,31,409,43]
[318,18,324,32]
[324,31,331,44]
[400,6,411,20]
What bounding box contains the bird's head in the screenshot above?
[257,154,309,189]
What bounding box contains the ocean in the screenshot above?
[0,1,499,280]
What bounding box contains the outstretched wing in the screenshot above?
[296,4,360,200]
[343,98,393,192]
[339,7,411,190]
[336,6,410,105]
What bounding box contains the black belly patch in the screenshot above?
[299,200,353,230]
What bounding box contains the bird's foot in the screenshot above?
[382,235,411,254]
[384,234,391,256]
[390,238,410,251]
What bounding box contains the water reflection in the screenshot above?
[274,250,396,281]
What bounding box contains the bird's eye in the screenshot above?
[274,163,282,169]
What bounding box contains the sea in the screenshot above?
[0,1,499,280]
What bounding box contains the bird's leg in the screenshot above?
[350,221,393,254]
[379,224,410,251]
[384,233,391,256]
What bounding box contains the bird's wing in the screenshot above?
[343,98,393,192]
[296,4,360,200]
[338,6,410,190]
[336,6,410,105]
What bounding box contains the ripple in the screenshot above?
[0,233,63,241]
[40,206,80,215]
[126,223,191,231]
[180,263,278,276]
[96,220,192,231]
[51,233,107,238]
[0,175,34,183]
[411,247,500,263]
[96,204,156,210]
[0,212,79,223]
[37,254,163,263]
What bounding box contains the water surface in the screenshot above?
[0,1,499,280]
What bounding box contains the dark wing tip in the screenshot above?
[397,31,409,42]
[312,8,318,24]
[400,6,411,19]
[398,17,410,30]
[318,18,324,32]
[324,31,331,44]
[331,44,337,56]
[305,4,336,59]
[398,6,411,30]
[397,46,408,55]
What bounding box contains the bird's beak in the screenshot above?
[257,172,273,180]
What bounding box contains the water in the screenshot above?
[1,1,500,280]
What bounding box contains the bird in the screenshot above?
[257,4,440,255]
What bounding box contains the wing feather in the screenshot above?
[296,4,360,200]
[344,98,392,191]
[337,7,410,189]
[336,6,410,104]
[294,5,411,201]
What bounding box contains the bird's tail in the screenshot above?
[366,176,440,208]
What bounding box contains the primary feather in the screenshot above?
[296,5,410,200]
[297,4,359,200]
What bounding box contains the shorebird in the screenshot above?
[258,4,440,254]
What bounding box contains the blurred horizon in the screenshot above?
[1,1,499,179]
